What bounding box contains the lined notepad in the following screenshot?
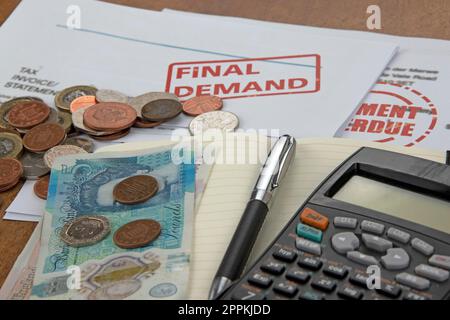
[97,136,445,299]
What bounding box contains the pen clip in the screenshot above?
[270,135,296,190]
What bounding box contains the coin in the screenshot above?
[113,175,159,204]
[133,118,163,128]
[0,128,21,137]
[113,219,161,249]
[189,111,239,135]
[129,92,179,116]
[0,158,23,188]
[96,89,130,104]
[90,129,130,141]
[0,179,21,193]
[141,99,182,122]
[20,151,50,179]
[0,132,23,159]
[0,97,43,129]
[57,111,73,133]
[72,107,116,136]
[182,95,223,116]
[55,85,97,111]
[33,175,49,200]
[69,95,97,113]
[63,136,94,153]
[7,101,51,129]
[44,145,87,168]
[60,215,110,247]
[23,123,66,153]
[83,102,137,132]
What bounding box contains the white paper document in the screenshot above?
[0,0,397,139]
[164,10,450,150]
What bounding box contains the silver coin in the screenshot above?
[20,151,50,179]
[60,215,110,247]
[44,145,87,169]
[96,89,130,104]
[189,111,239,135]
[64,136,95,153]
[129,92,179,117]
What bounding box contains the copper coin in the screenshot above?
[7,101,51,129]
[83,102,137,131]
[0,158,23,188]
[23,123,66,153]
[113,219,161,249]
[133,118,163,128]
[70,95,97,113]
[0,179,20,193]
[182,95,223,117]
[141,99,183,122]
[33,175,50,200]
[90,129,130,141]
[113,175,159,204]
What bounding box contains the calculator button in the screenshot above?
[360,220,385,235]
[395,272,430,291]
[298,291,325,300]
[333,216,357,229]
[273,282,298,297]
[311,278,337,293]
[428,254,450,270]
[349,272,370,289]
[362,233,393,253]
[331,232,359,254]
[297,256,323,271]
[264,292,290,300]
[411,238,434,256]
[248,273,273,288]
[387,227,410,244]
[403,292,429,300]
[337,286,363,300]
[376,284,402,298]
[296,223,322,243]
[346,251,378,266]
[323,264,348,279]
[299,207,329,231]
[296,237,322,255]
[261,261,285,275]
[273,248,297,263]
[231,287,264,300]
[286,269,310,284]
[415,264,449,282]
[381,248,410,270]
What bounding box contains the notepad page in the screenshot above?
[189,137,445,299]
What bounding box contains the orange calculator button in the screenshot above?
[300,208,329,231]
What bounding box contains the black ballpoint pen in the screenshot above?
[209,134,296,300]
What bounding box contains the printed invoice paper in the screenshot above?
[0,0,397,137]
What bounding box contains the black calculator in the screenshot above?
[220,147,450,300]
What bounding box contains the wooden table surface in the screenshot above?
[0,0,449,288]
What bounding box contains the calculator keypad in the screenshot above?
[222,204,450,300]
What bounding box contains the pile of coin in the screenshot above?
[0,158,23,192]
[60,174,161,249]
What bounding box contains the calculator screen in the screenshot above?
[333,175,450,234]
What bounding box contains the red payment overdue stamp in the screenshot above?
[165,54,321,100]
[344,82,438,147]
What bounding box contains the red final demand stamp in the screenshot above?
[165,54,321,101]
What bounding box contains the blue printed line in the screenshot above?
[55,24,317,69]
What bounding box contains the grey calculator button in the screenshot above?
[381,248,410,270]
[296,237,322,256]
[361,220,385,235]
[395,272,430,291]
[386,227,410,244]
[333,217,357,229]
[362,233,393,253]
[428,254,450,270]
[411,238,434,256]
[415,264,449,282]
[331,232,360,254]
[346,251,378,266]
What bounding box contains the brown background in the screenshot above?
[0,0,449,287]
